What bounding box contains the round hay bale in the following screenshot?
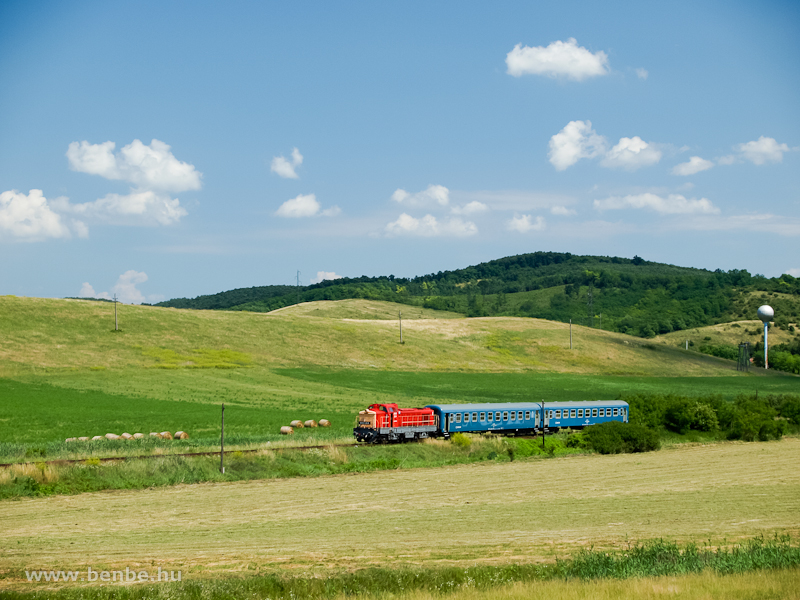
[78,437,89,442]
[133,433,145,439]
[319,419,331,427]
[150,432,163,438]
[65,437,77,443]
[120,433,134,440]
[289,420,304,428]
[160,431,173,440]
[174,431,189,440]
[105,433,120,440]
[304,420,317,428]
[280,426,294,435]
[91,435,104,441]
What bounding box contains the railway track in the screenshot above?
[0,443,360,469]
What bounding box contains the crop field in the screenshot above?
[0,438,798,590]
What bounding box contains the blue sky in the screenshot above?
[1,0,798,303]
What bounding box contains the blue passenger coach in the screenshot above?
[542,400,628,431]
[426,403,542,436]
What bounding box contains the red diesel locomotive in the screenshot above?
[353,403,438,443]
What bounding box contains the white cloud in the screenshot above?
[67,139,201,192]
[53,190,187,226]
[600,136,662,170]
[78,282,97,298]
[80,270,150,304]
[275,193,339,218]
[736,136,791,165]
[593,193,719,215]
[682,213,800,236]
[276,193,320,217]
[391,185,449,207]
[271,147,303,179]
[0,189,85,241]
[717,155,737,165]
[310,271,343,284]
[506,38,609,81]
[672,156,715,176]
[635,68,648,80]
[548,120,607,170]
[451,201,488,215]
[507,214,545,233]
[385,213,477,237]
[785,268,800,277]
[550,205,576,216]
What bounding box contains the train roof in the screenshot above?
[425,400,627,412]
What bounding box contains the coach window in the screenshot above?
[503,411,508,421]
[487,412,493,422]
[592,409,598,417]
[570,409,576,418]
[480,412,486,421]
[472,412,478,422]
[600,408,605,417]
[455,413,462,423]
[465,413,471,423]
[495,412,501,421]
[525,411,530,420]
[577,409,583,418]
[449,413,454,423]
[555,410,560,418]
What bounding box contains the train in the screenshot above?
[353,400,629,443]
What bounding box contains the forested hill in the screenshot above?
[155,252,800,338]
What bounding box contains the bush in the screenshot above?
[779,396,800,425]
[728,397,785,442]
[450,432,471,448]
[582,421,660,454]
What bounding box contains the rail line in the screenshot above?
[0,443,360,469]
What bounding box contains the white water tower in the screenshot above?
[757,305,774,369]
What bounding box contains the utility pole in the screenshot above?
[569,319,573,350]
[220,403,225,474]
[399,311,403,344]
[113,294,118,331]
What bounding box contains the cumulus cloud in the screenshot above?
[785,268,800,277]
[271,147,303,179]
[506,38,609,81]
[548,120,607,170]
[672,156,715,176]
[52,191,187,226]
[550,205,577,216]
[79,270,150,304]
[507,214,545,233]
[736,136,792,165]
[67,139,201,192]
[635,68,649,80]
[451,201,488,215]
[310,271,343,284]
[0,189,86,241]
[385,213,477,237]
[275,193,339,218]
[600,136,662,170]
[392,185,450,207]
[593,193,719,215]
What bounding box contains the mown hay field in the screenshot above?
[1,438,798,588]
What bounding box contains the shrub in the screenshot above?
[582,421,660,454]
[779,396,800,425]
[450,432,471,448]
[728,397,784,442]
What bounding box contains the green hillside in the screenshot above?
[156,252,800,341]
